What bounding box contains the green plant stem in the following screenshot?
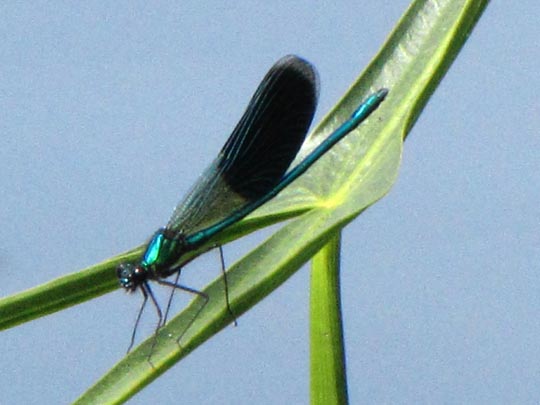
[310,232,347,405]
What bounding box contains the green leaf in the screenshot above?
[308,1,490,403]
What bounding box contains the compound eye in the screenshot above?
[116,263,137,291]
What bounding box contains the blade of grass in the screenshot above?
[0,207,308,331]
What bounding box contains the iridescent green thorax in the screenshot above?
[142,229,183,272]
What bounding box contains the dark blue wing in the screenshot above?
[219,55,318,199]
[167,55,318,234]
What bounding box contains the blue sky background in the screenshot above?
[2,2,540,404]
